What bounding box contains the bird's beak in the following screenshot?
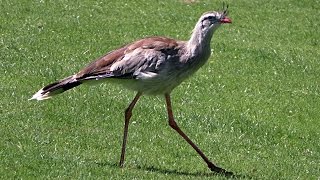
[220,16,232,23]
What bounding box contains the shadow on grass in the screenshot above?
[96,161,246,178]
[136,165,215,177]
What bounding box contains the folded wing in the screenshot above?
[75,36,180,81]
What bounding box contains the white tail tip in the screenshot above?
[29,89,51,101]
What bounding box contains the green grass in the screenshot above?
[1,0,319,179]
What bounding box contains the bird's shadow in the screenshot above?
[96,161,246,178]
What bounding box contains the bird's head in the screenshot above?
[188,5,232,50]
[198,5,232,33]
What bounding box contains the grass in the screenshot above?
[1,0,319,179]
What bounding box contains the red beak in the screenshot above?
[220,17,232,23]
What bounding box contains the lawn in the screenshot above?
[1,0,319,179]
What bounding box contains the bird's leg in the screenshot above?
[164,94,232,175]
[119,92,142,167]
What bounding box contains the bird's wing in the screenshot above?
[75,37,180,81]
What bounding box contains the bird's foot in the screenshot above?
[119,159,125,168]
[207,162,234,177]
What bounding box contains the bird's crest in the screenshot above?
[222,2,229,16]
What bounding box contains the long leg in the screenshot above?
[119,92,142,167]
[164,93,232,175]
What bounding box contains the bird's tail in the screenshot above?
[29,75,82,101]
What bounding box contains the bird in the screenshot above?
[30,7,232,175]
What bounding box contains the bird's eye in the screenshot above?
[204,16,216,22]
[207,16,217,21]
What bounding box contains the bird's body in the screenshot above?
[30,9,233,175]
[84,37,190,95]
[107,37,210,94]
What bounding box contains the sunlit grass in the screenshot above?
[1,0,319,179]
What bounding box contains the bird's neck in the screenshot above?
[186,26,215,56]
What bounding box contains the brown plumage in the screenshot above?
[30,9,232,175]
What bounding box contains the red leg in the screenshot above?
[164,93,232,175]
[119,92,142,167]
